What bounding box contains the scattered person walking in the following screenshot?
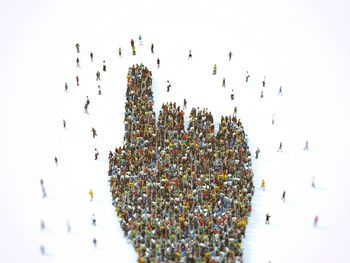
[228,51,232,61]
[76,43,80,53]
[67,221,71,233]
[131,39,134,48]
[278,142,283,152]
[118,47,122,57]
[278,86,283,96]
[98,85,101,95]
[95,148,99,160]
[222,77,226,87]
[138,35,142,45]
[40,245,45,255]
[260,90,264,101]
[311,177,316,188]
[65,82,68,92]
[42,186,47,198]
[282,191,286,202]
[304,140,309,151]
[103,60,106,72]
[89,189,94,201]
[246,71,250,82]
[92,214,96,225]
[40,220,45,231]
[272,114,275,125]
[213,64,217,75]
[157,58,160,68]
[261,179,265,191]
[255,147,260,159]
[230,90,234,100]
[76,57,80,67]
[63,119,66,129]
[167,80,171,92]
[314,215,319,227]
[183,99,187,109]
[86,96,90,106]
[234,106,237,118]
[188,50,192,60]
[93,238,97,247]
[262,76,266,87]
[84,103,89,114]
[265,213,271,224]
[91,127,97,138]
[96,71,100,81]
[90,52,93,62]
[76,75,79,86]
[54,157,58,166]
[151,43,154,53]
[132,46,136,56]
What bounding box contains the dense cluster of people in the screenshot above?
[108,64,255,262]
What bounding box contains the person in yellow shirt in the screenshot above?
[261,179,265,191]
[89,189,94,201]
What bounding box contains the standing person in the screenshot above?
[86,96,90,107]
[138,35,142,45]
[228,51,232,61]
[304,140,309,151]
[76,43,80,53]
[93,238,97,247]
[157,58,160,68]
[311,177,316,188]
[54,157,58,166]
[42,186,47,198]
[40,179,44,187]
[282,191,286,202]
[84,103,89,114]
[130,39,134,48]
[76,57,80,67]
[92,214,96,225]
[278,142,283,152]
[230,90,234,100]
[262,76,266,87]
[91,127,97,138]
[90,52,93,62]
[98,85,101,95]
[63,119,66,129]
[65,82,68,92]
[314,215,319,227]
[151,43,154,53]
[67,221,71,233]
[118,47,122,57]
[188,50,192,60]
[213,64,217,75]
[234,106,237,118]
[96,71,100,81]
[260,90,264,101]
[246,71,250,82]
[255,147,260,159]
[222,77,226,87]
[183,99,187,109]
[40,220,45,231]
[278,86,283,95]
[95,148,99,160]
[132,46,136,56]
[265,213,271,224]
[40,245,45,255]
[76,75,79,86]
[272,114,275,125]
[261,179,265,191]
[89,189,94,201]
[167,81,171,92]
[103,60,106,72]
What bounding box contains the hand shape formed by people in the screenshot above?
[109,64,255,262]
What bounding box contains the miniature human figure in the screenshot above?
[260,90,264,101]
[54,157,58,166]
[76,43,80,53]
[92,214,96,225]
[67,221,71,233]
[278,142,283,152]
[230,90,234,100]
[103,60,106,72]
[98,85,101,95]
[63,119,66,129]
[213,64,217,75]
[234,106,237,117]
[311,177,315,188]
[42,186,47,198]
[76,57,80,67]
[261,179,265,191]
[151,43,154,53]
[90,52,93,62]
[228,51,232,61]
[40,220,45,231]
[255,147,260,159]
[246,71,250,82]
[65,82,68,92]
[76,75,79,86]
[138,35,142,46]
[272,114,275,125]
[183,99,187,109]
[282,191,286,202]
[304,140,309,151]
[222,78,226,87]
[157,58,160,68]
[96,71,100,81]
[132,46,136,56]
[167,81,171,92]
[188,50,192,60]
[265,213,271,224]
[262,76,266,87]
[95,148,99,160]
[91,127,97,138]
[278,86,283,95]
[118,47,122,57]
[314,215,319,227]
[93,238,97,247]
[40,245,45,255]
[89,189,94,201]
